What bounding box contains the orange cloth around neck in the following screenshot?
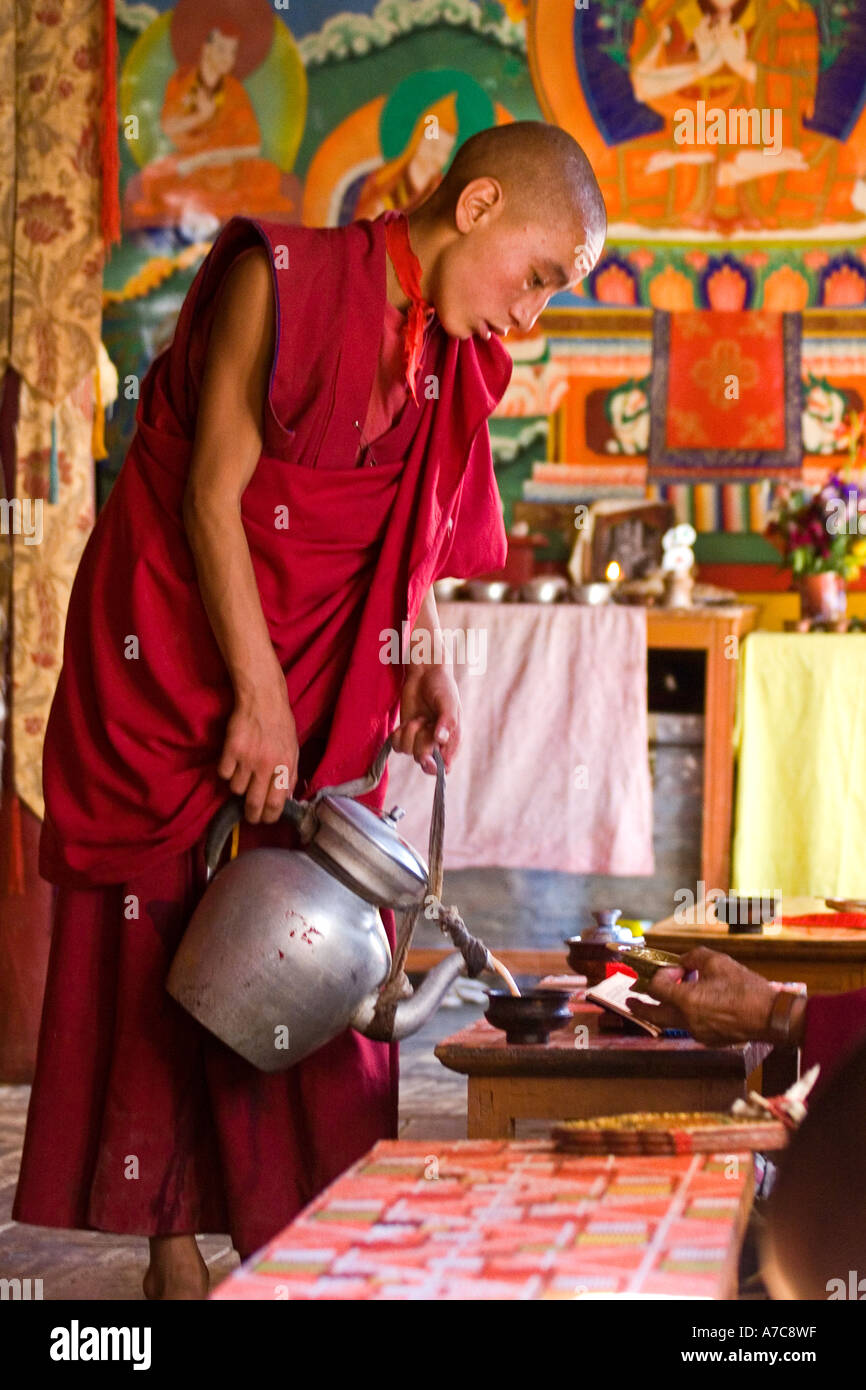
[383,212,434,405]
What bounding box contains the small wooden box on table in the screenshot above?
[435,1009,771,1139]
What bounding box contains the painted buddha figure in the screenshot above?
[124,23,297,229]
[354,93,460,222]
[602,0,863,231]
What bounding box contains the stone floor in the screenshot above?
[0,994,485,1301]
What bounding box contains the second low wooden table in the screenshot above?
[649,897,866,995]
[435,1015,772,1139]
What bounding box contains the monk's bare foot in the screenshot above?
[143,1234,209,1300]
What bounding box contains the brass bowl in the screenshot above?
[569,582,614,606]
[462,580,514,603]
[518,575,570,604]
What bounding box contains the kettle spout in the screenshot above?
[390,953,467,1041]
[351,952,466,1042]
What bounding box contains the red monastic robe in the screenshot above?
[13,211,511,1259]
[803,990,866,1094]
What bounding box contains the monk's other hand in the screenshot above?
[392,664,461,774]
[217,666,299,824]
[626,946,778,1045]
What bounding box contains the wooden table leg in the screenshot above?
[703,628,739,893]
[467,1079,516,1138]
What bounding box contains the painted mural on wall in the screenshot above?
[529,0,866,308]
[532,1,866,232]
[580,372,861,458]
[112,0,528,259]
[103,0,534,500]
[103,0,866,510]
[120,1,306,234]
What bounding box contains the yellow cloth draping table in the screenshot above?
[731,632,866,898]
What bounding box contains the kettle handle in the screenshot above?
[203,735,394,882]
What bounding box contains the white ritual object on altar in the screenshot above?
[661,523,697,606]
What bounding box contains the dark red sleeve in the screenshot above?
[802,988,866,1087]
[435,424,507,581]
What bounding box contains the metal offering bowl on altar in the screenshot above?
[484,988,573,1045]
[570,581,614,606]
[432,577,463,602]
[518,575,570,604]
[714,894,773,935]
[461,579,514,603]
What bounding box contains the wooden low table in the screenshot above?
[435,1013,772,1139]
[213,1139,755,1300]
[649,897,866,995]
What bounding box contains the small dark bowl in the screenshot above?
[714,894,777,934]
[484,988,573,1045]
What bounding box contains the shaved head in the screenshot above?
[432,120,607,249]
[405,121,607,342]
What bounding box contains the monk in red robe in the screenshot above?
[13,122,607,1299]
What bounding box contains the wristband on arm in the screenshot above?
[765,989,803,1045]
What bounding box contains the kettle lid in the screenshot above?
[311,794,429,906]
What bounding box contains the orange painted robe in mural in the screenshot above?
[354,93,459,221]
[126,67,296,225]
[745,0,862,227]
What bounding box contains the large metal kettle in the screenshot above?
[166,739,487,1072]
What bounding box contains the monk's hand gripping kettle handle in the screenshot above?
[203,736,395,882]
